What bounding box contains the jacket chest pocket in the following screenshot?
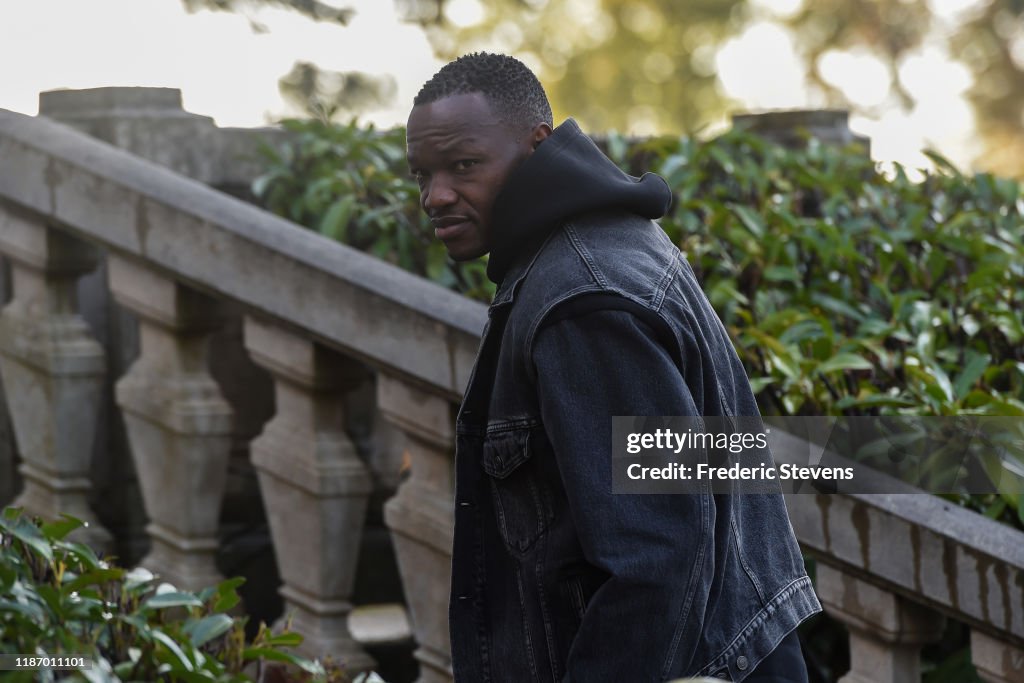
[481,426,555,555]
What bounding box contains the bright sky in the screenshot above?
[0,0,442,128]
[0,0,985,172]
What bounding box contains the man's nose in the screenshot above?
[423,176,457,211]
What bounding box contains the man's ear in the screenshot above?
[531,123,553,150]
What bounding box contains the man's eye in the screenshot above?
[454,159,478,171]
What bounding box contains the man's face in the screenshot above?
[406,92,549,261]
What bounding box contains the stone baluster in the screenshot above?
[243,316,375,672]
[817,564,945,683]
[108,254,233,590]
[0,209,111,550]
[379,375,456,683]
[970,630,1024,683]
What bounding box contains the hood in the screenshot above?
[486,118,672,284]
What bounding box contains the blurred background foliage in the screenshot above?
[409,0,1024,177]
[186,0,1024,178]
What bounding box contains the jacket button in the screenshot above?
[736,655,749,671]
[458,501,473,508]
[457,594,470,601]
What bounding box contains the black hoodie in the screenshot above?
[486,118,673,284]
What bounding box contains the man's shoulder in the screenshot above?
[518,210,682,314]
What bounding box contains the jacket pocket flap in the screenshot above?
[481,429,532,479]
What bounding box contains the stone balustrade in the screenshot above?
[0,103,481,677]
[787,489,1024,682]
[1,95,1021,682]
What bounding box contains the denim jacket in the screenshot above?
[448,118,820,682]
[449,211,821,682]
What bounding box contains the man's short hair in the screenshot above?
[414,52,553,131]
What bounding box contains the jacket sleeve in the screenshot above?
[531,306,712,682]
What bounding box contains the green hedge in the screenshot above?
[0,509,355,682]
[253,120,1024,529]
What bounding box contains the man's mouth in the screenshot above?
[432,216,472,240]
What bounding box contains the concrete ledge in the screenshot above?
[786,489,1024,647]
[0,108,485,399]
[40,87,191,116]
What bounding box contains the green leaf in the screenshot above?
[5,516,54,564]
[0,562,15,591]
[763,265,799,284]
[41,515,85,541]
[834,394,918,410]
[55,540,103,571]
[779,319,824,345]
[728,204,765,238]
[983,498,1007,519]
[924,363,955,403]
[151,630,196,672]
[319,195,357,241]
[63,568,124,594]
[0,597,47,622]
[810,293,865,322]
[816,353,874,374]
[213,590,241,614]
[263,631,304,647]
[216,576,246,594]
[953,352,991,400]
[242,647,325,675]
[184,614,234,648]
[143,592,205,610]
[923,150,963,177]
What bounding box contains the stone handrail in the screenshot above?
[1,103,1022,683]
[0,108,485,398]
[787,488,1023,682]
[0,106,478,680]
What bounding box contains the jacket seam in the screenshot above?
[522,284,605,383]
[731,516,767,604]
[659,484,711,679]
[485,418,542,434]
[651,249,681,311]
[563,221,609,288]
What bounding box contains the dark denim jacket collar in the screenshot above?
[490,230,557,308]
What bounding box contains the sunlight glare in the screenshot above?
[715,22,809,109]
[818,49,892,108]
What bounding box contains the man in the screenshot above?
[406,52,821,682]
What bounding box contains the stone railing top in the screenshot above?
[787,487,1024,645]
[773,430,1024,645]
[39,87,199,119]
[0,108,486,398]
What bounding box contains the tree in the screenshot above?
[180,0,396,120]
[402,0,742,135]
[401,0,1024,176]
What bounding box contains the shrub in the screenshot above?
[642,129,1023,526]
[0,508,352,682]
